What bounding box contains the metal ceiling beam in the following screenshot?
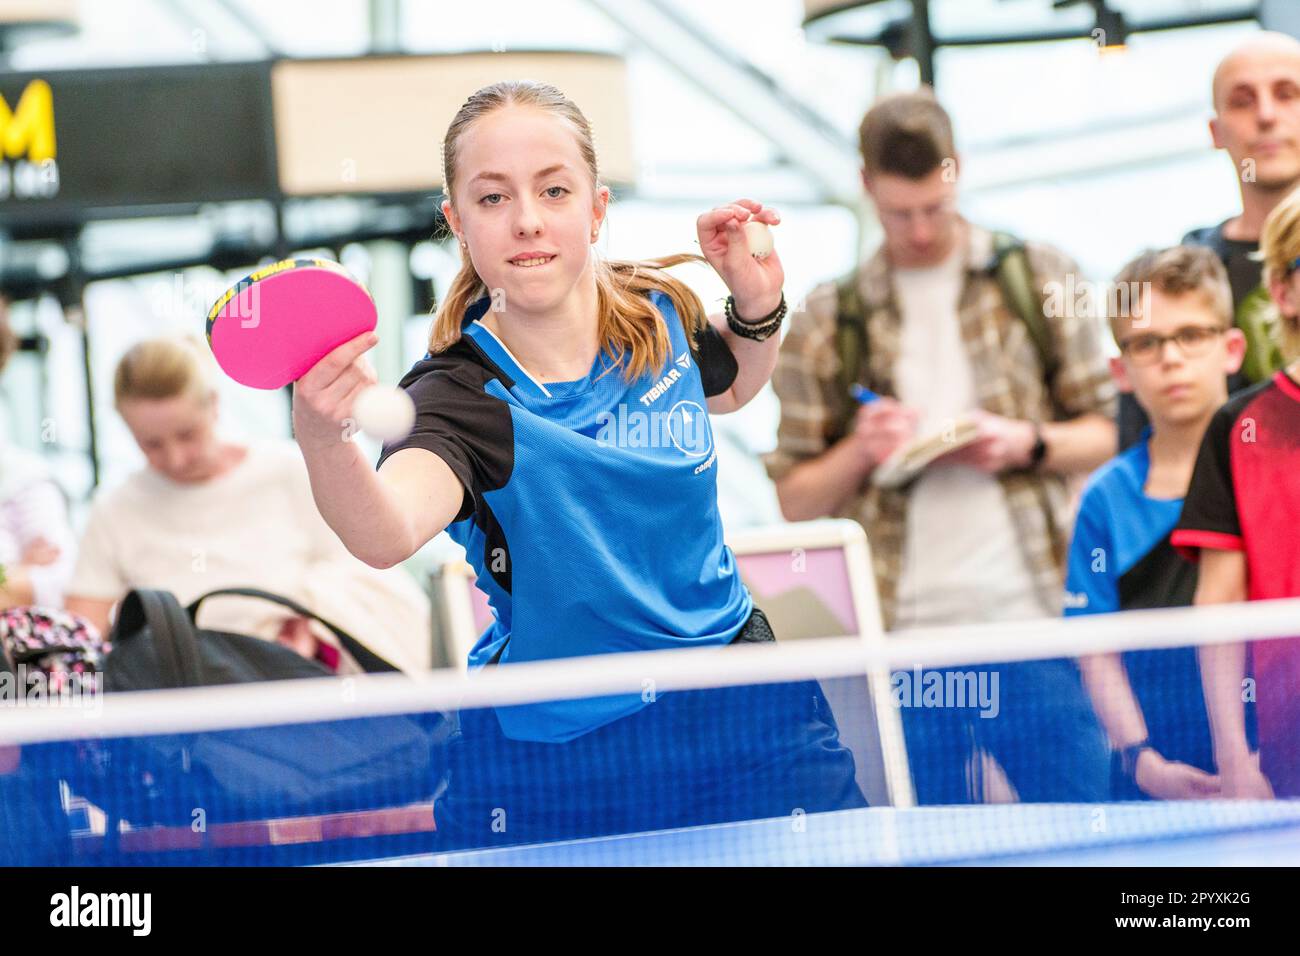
[809,1,1260,48]
[1261,0,1300,36]
[367,0,401,55]
[168,0,279,59]
[583,0,864,206]
[910,0,934,85]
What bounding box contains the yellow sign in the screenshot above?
[0,79,56,163]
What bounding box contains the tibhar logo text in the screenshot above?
[50,886,151,937]
[639,368,683,406]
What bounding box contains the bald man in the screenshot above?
[1120,31,1300,448]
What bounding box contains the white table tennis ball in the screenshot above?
[354,385,415,442]
[742,220,774,258]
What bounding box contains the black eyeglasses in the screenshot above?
[1119,325,1226,366]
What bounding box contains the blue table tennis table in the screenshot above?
[342,801,1300,866]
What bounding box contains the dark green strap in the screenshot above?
[989,233,1067,565]
[833,274,868,442]
[991,232,1058,385]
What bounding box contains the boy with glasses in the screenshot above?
[1066,246,1247,800]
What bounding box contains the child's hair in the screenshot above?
[1109,245,1233,344]
[113,336,215,410]
[1260,184,1300,361]
[431,80,707,383]
[858,88,955,180]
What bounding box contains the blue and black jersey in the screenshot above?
[377,290,753,742]
[1064,433,1214,784]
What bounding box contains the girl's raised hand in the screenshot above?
[696,198,784,319]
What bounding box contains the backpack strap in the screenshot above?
[990,232,1058,386]
[113,590,205,688]
[187,587,402,674]
[989,233,1068,567]
[833,272,869,442]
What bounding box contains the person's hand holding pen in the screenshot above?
[847,384,919,470]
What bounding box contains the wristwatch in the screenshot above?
[1028,423,1047,468]
[1119,740,1153,785]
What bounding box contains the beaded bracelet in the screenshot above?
[724,292,787,341]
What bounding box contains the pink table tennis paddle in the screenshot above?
[205,257,415,441]
[206,257,377,390]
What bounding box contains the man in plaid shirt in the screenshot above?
[767,90,1119,805]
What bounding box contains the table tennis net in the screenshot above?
[3,598,1300,866]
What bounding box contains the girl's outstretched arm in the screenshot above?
[293,332,462,569]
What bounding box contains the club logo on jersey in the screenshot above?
[594,399,716,473]
[666,400,712,459]
[676,351,690,370]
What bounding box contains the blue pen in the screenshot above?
[850,384,881,404]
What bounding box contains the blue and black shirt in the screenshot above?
[378,290,753,743]
[1063,432,1214,785]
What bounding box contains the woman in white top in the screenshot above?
[65,336,432,674]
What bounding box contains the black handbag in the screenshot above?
[74,587,445,833]
[104,586,400,689]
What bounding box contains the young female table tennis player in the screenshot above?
[292,80,866,847]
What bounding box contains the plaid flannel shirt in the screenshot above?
[765,221,1117,630]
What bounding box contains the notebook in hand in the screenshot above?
[870,416,981,490]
